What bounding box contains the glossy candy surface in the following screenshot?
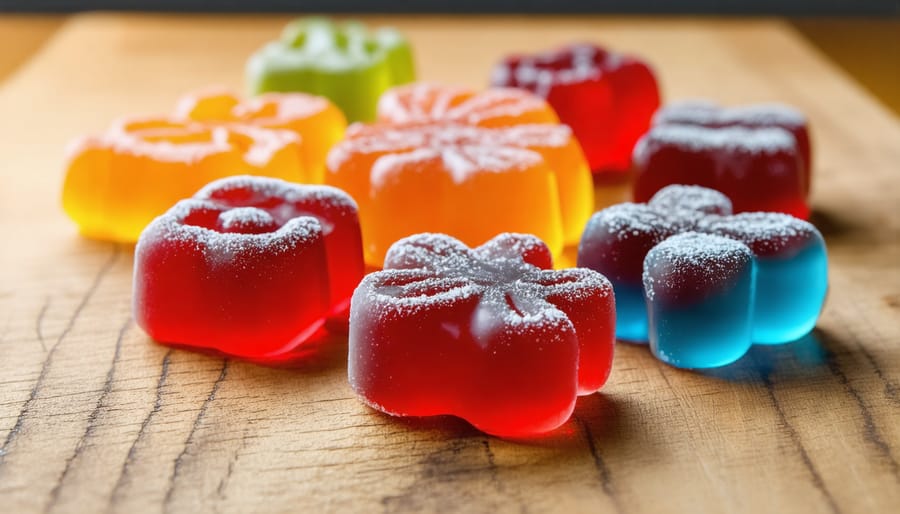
[634,101,810,219]
[247,17,415,122]
[134,176,364,359]
[578,185,827,367]
[349,233,615,437]
[491,43,660,176]
[326,83,594,267]
[175,89,347,182]
[644,233,756,368]
[62,90,346,243]
[653,101,812,193]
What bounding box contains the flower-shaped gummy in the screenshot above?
[134,176,364,360]
[62,90,345,243]
[349,233,615,437]
[491,43,660,176]
[326,83,594,266]
[578,185,827,368]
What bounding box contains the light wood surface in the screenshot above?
[1,14,898,514]
[0,15,62,83]
[792,19,900,115]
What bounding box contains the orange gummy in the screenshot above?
[326,83,594,266]
[62,90,346,243]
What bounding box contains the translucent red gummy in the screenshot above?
[134,176,364,359]
[492,43,660,176]
[634,101,811,219]
[348,233,615,437]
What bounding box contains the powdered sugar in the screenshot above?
[332,122,567,184]
[639,124,796,154]
[700,212,820,257]
[98,118,300,166]
[642,232,753,302]
[649,185,733,216]
[196,174,358,212]
[364,233,610,328]
[655,100,807,129]
[584,203,684,243]
[377,83,550,127]
[142,198,323,260]
[138,175,364,261]
[217,207,277,232]
[377,83,472,123]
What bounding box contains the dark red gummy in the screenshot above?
[492,43,660,176]
[348,233,615,437]
[653,101,812,194]
[134,176,365,359]
[633,122,809,219]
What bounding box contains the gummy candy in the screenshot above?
[175,89,347,183]
[247,17,415,122]
[643,232,756,368]
[653,100,811,193]
[578,185,827,367]
[349,233,615,437]
[326,83,594,266]
[62,90,345,243]
[134,176,364,359]
[634,102,809,219]
[491,43,660,177]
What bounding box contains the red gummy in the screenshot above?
[134,175,364,359]
[348,233,615,437]
[653,101,812,193]
[634,102,810,219]
[491,43,660,176]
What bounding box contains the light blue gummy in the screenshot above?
[612,283,650,343]
[646,251,756,368]
[750,236,828,344]
[648,272,756,369]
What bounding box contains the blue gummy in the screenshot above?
[751,237,828,344]
[648,275,755,368]
[644,232,756,369]
[612,283,650,343]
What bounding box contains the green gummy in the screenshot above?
[246,17,415,122]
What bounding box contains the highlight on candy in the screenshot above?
[58,16,829,438]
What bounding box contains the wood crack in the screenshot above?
[43,317,132,514]
[0,246,119,468]
[761,373,843,514]
[35,297,50,353]
[107,349,172,511]
[162,359,229,513]
[823,349,900,482]
[575,414,623,514]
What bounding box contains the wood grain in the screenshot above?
[0,15,63,83]
[0,14,898,514]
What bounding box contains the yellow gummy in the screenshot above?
[62,90,347,243]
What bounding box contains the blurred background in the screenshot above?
[1,1,897,115]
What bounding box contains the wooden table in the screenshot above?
[1,14,898,514]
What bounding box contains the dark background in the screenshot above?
[1,0,898,15]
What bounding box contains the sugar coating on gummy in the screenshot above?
[643,232,755,368]
[577,184,827,368]
[246,17,415,122]
[491,43,660,176]
[634,101,811,219]
[62,90,345,243]
[653,100,811,191]
[348,233,615,437]
[134,175,364,360]
[699,212,828,344]
[326,83,594,267]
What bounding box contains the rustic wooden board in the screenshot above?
[1,14,898,514]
